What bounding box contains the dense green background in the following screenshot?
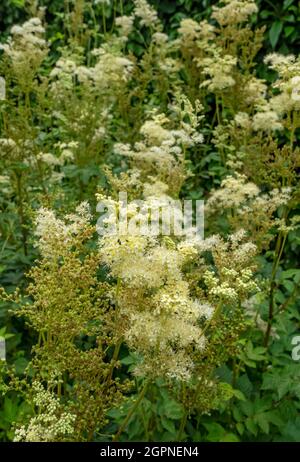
[1,0,300,53]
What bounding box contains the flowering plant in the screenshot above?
[0,0,299,443]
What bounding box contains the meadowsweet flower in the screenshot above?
[0,0,283,440]
[133,0,159,28]
[140,115,172,145]
[0,138,19,159]
[194,301,215,319]
[93,51,134,87]
[178,19,201,42]
[14,382,75,442]
[143,180,169,198]
[178,18,215,45]
[55,142,78,163]
[245,77,267,105]
[206,174,260,212]
[115,15,134,39]
[37,152,61,166]
[203,231,258,303]
[212,0,258,26]
[234,112,252,129]
[0,138,17,150]
[271,76,300,114]
[34,203,91,258]
[264,53,297,75]
[0,17,48,86]
[199,51,237,91]
[252,106,283,132]
[98,202,211,380]
[263,54,300,113]
[152,32,168,45]
[50,48,134,94]
[50,58,77,78]
[114,106,203,193]
[177,241,199,261]
[0,175,10,185]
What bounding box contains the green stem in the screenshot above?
[264,232,287,347]
[102,3,107,35]
[15,172,28,256]
[113,381,149,441]
[177,410,188,441]
[106,277,122,383]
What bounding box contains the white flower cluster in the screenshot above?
[212,0,258,26]
[233,105,283,133]
[9,17,46,49]
[96,99,213,380]
[50,47,134,96]
[0,138,19,159]
[206,174,291,219]
[244,77,267,105]
[99,229,214,380]
[93,49,134,87]
[178,18,215,44]
[14,382,75,442]
[115,108,203,182]
[34,202,91,258]
[203,231,258,303]
[198,48,237,91]
[0,18,47,80]
[206,174,260,211]
[133,0,160,28]
[115,15,135,39]
[264,54,300,114]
